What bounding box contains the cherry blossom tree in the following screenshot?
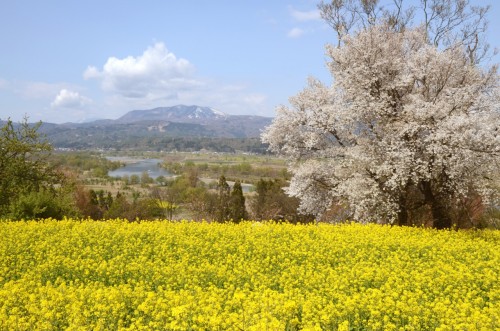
[262,1,499,228]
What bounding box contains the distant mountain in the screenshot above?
[37,105,273,152]
[117,105,227,123]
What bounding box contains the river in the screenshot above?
[107,157,254,192]
[107,157,172,179]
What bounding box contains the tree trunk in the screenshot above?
[397,207,409,226]
[397,183,412,226]
[430,201,452,229]
[420,181,453,229]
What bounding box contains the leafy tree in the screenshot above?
[73,189,116,219]
[8,188,77,220]
[150,185,180,220]
[250,179,275,221]
[92,189,113,211]
[73,186,103,219]
[185,187,218,221]
[140,171,154,185]
[130,174,140,185]
[103,193,162,221]
[262,1,499,228]
[249,179,314,223]
[0,118,62,217]
[165,176,191,204]
[91,166,108,178]
[186,167,199,187]
[156,200,179,220]
[121,174,130,185]
[155,175,167,186]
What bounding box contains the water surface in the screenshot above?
[107,158,171,179]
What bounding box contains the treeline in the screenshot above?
[162,160,289,182]
[0,119,312,223]
[50,134,269,154]
[4,172,314,223]
[73,174,314,223]
[49,151,122,177]
[150,137,269,154]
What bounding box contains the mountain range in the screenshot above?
[116,105,228,123]
[36,105,274,151]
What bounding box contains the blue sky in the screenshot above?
[0,0,498,123]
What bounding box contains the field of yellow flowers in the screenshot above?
[0,220,498,330]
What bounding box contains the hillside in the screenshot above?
[36,105,273,151]
[117,105,227,123]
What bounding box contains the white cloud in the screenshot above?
[83,42,272,116]
[83,66,100,80]
[286,6,322,38]
[51,89,91,109]
[100,80,269,118]
[289,7,321,22]
[0,81,98,123]
[84,42,199,99]
[288,27,305,38]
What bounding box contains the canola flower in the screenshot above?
[0,219,498,330]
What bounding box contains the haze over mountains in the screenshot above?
[36,105,273,152]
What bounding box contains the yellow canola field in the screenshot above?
[0,220,498,331]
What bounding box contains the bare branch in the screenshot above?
[319,0,491,63]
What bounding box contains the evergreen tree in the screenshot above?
[215,175,230,222]
[229,180,247,222]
